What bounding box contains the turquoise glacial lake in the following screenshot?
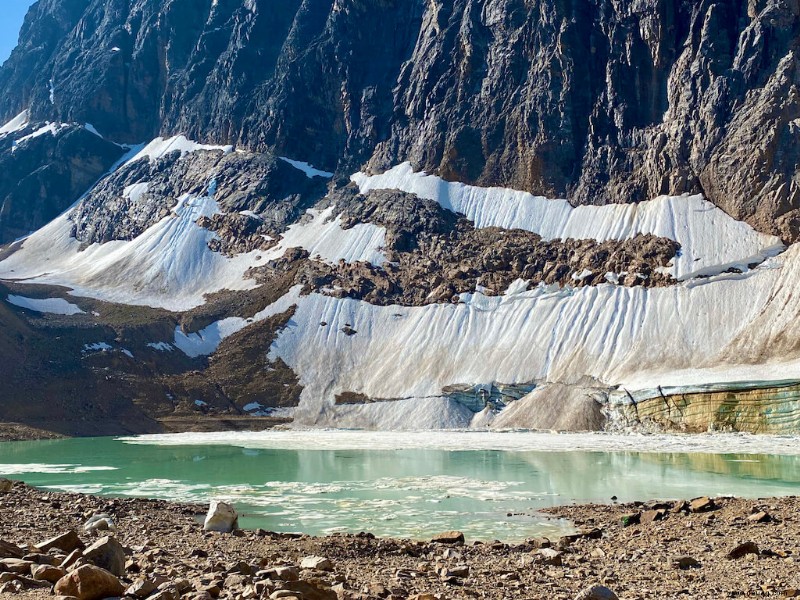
[2,431,800,541]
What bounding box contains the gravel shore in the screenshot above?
[1,480,799,599]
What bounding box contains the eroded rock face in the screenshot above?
[0,124,124,244]
[257,188,680,307]
[1,0,799,239]
[70,149,327,245]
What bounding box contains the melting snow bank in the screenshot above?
[279,157,334,179]
[6,295,84,315]
[118,429,800,455]
[0,194,263,311]
[173,286,303,357]
[125,135,233,165]
[352,163,785,280]
[0,110,29,136]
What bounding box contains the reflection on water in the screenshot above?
[1,435,800,541]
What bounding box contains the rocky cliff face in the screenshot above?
[2,0,799,240]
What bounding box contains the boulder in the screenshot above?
[126,579,157,598]
[672,556,701,570]
[431,531,465,545]
[54,565,125,600]
[689,497,715,513]
[535,548,563,566]
[203,501,238,533]
[32,564,67,583]
[36,531,84,553]
[0,539,24,559]
[82,536,126,577]
[727,541,759,559]
[574,585,619,600]
[83,514,117,534]
[0,558,35,574]
[0,478,13,493]
[300,556,333,571]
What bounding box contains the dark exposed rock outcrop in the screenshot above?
[1,0,799,239]
[71,149,327,245]
[249,188,680,307]
[0,124,124,243]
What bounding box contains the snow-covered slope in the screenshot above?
[3,150,800,430]
[353,163,784,280]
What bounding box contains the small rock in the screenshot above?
[620,513,640,527]
[300,555,333,571]
[689,497,715,513]
[748,511,771,523]
[83,514,117,534]
[273,566,299,581]
[536,548,563,566]
[782,589,800,598]
[126,579,157,598]
[727,541,759,559]
[31,564,67,583]
[672,500,689,513]
[640,509,666,524]
[574,584,619,600]
[82,536,125,577]
[54,565,125,600]
[672,556,701,570]
[447,565,469,578]
[431,531,465,545]
[0,478,12,493]
[203,501,239,533]
[0,580,23,594]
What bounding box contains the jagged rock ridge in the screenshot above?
[1,0,799,241]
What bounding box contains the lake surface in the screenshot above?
[2,431,800,541]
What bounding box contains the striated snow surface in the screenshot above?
[0,193,262,311]
[4,155,800,429]
[173,286,303,357]
[352,163,784,280]
[0,110,29,136]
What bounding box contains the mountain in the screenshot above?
[0,0,799,436]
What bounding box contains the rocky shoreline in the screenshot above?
[1,480,799,599]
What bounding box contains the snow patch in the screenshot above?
[84,123,102,137]
[83,342,112,353]
[147,342,174,352]
[173,286,302,357]
[13,122,69,150]
[0,194,262,311]
[6,295,84,315]
[272,206,387,266]
[279,157,334,179]
[125,135,233,166]
[123,182,150,203]
[0,110,29,136]
[352,163,784,280]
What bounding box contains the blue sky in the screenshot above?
[0,1,37,65]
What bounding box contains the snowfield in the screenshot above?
[3,148,800,428]
[6,295,84,315]
[352,163,784,280]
